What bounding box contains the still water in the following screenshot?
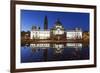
[21,43,89,63]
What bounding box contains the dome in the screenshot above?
[55,19,62,26]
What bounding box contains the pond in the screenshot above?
[21,43,89,63]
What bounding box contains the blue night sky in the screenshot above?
[21,10,89,32]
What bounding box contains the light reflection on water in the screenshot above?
[21,43,89,63]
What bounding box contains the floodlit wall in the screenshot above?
[31,29,82,40]
[30,30,50,39]
[66,31,82,39]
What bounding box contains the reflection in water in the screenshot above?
[66,43,82,48]
[30,43,82,54]
[21,43,89,63]
[30,44,50,48]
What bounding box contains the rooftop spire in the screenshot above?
[44,15,48,30]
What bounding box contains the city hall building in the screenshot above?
[30,16,82,40]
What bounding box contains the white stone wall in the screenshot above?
[39,31,50,39]
[66,31,82,39]
[30,30,50,39]
[31,29,82,40]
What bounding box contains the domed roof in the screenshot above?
[55,19,62,26]
[51,19,64,30]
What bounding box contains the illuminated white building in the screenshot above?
[30,30,50,39]
[30,19,82,40]
[66,28,82,40]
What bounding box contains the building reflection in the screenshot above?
[30,43,83,54]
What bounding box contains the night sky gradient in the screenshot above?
[21,10,89,32]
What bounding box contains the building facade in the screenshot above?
[30,30,50,39]
[66,28,82,40]
[30,18,82,40]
